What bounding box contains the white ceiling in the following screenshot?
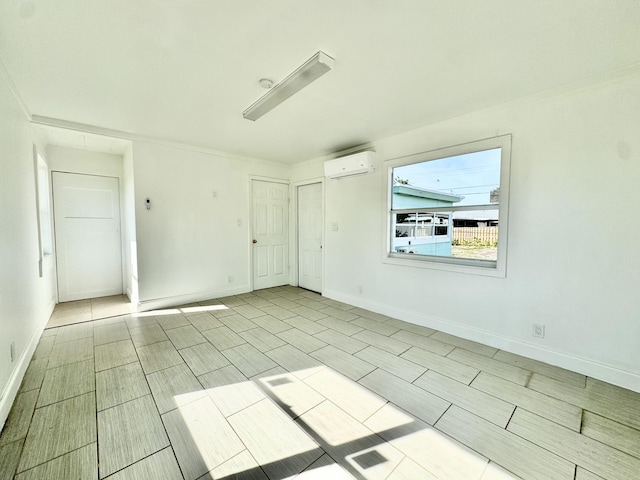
[2,1,639,164]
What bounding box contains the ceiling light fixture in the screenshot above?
[243,51,335,121]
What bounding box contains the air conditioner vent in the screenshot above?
[324,151,376,179]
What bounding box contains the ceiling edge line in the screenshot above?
[0,56,31,121]
[30,115,289,168]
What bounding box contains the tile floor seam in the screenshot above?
[578,409,585,435]
[573,426,640,461]
[1,403,35,472]
[504,408,597,467]
[99,447,184,480]
[99,396,169,478]
[524,370,534,388]
[34,386,97,410]
[222,404,307,479]
[93,382,101,480]
[503,403,518,431]
[17,393,97,474]
[15,288,640,479]
[16,443,98,479]
[121,340,157,421]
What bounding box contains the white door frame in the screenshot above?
[249,176,290,291]
[291,177,325,291]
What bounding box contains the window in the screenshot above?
[385,135,511,276]
[34,149,53,276]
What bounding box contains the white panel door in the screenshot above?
[53,172,123,302]
[252,180,289,290]
[298,183,323,293]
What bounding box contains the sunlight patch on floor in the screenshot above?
[133,304,230,318]
[132,308,181,317]
[171,366,521,479]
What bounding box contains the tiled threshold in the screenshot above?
[47,295,134,328]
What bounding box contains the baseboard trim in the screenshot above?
[323,288,640,393]
[136,285,251,312]
[0,299,55,430]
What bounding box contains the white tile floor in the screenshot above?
[46,296,135,328]
[1,286,640,479]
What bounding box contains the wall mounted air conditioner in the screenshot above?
[324,151,376,179]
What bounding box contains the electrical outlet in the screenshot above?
[10,341,15,362]
[227,275,233,284]
[358,286,364,294]
[532,323,545,338]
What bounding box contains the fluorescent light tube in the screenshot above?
[243,51,335,121]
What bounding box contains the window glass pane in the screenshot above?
[392,211,453,256]
[390,147,501,263]
[392,148,501,209]
[451,208,499,261]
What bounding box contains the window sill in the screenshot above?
[383,252,506,278]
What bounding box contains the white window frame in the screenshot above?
[382,135,511,278]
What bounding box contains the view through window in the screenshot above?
[390,146,502,266]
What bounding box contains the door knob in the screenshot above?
[252,239,257,244]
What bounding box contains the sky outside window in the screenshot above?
[392,148,501,207]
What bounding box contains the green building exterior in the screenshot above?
[392,185,463,256]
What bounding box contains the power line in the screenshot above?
[395,163,499,175]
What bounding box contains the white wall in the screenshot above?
[292,72,640,392]
[131,141,290,309]
[47,145,124,178]
[0,72,56,428]
[123,144,138,303]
